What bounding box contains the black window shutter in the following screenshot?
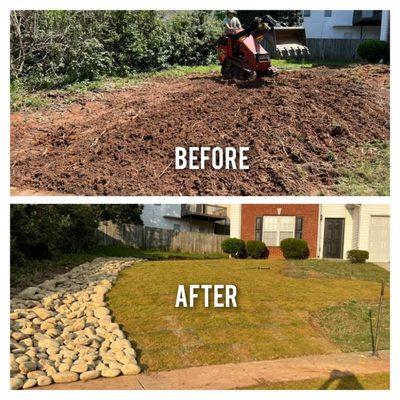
[295,216,303,238]
[255,216,263,241]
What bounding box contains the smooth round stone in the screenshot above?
[121,364,141,376]
[71,363,88,373]
[37,375,52,386]
[10,377,24,390]
[80,370,101,381]
[23,378,37,389]
[52,371,79,383]
[101,368,121,378]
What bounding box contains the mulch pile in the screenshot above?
[10,64,389,195]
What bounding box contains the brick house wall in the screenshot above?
[241,204,320,259]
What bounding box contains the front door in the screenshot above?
[323,218,345,258]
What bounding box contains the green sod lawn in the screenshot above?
[242,372,390,390]
[107,259,389,372]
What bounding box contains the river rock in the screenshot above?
[10,377,24,390]
[27,370,46,379]
[71,363,88,373]
[34,308,54,320]
[10,258,142,389]
[101,368,121,378]
[80,370,101,381]
[37,375,52,386]
[52,371,79,383]
[94,307,110,318]
[23,378,37,389]
[121,363,141,376]
[19,287,40,300]
[19,361,37,373]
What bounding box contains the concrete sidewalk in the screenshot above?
[34,350,389,390]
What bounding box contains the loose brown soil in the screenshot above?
[11,64,389,196]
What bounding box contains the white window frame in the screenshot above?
[262,216,296,247]
[324,10,332,17]
[303,10,311,17]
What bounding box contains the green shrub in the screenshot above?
[166,11,222,66]
[280,238,310,260]
[347,249,369,263]
[10,10,223,89]
[357,39,389,63]
[221,238,246,258]
[66,38,112,82]
[246,240,268,259]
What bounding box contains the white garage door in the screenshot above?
[369,216,390,262]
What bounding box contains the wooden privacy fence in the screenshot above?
[306,38,363,61]
[263,37,364,61]
[97,222,228,254]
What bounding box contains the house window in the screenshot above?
[262,216,296,246]
[303,10,311,17]
[173,224,181,232]
[324,10,332,17]
[361,10,374,18]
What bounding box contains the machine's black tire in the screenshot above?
[233,65,241,79]
[243,69,257,81]
[237,68,245,81]
[221,61,233,79]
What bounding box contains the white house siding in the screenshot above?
[357,205,390,262]
[303,10,381,39]
[229,204,242,239]
[319,204,390,262]
[141,205,215,233]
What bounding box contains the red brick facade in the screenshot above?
[241,204,319,259]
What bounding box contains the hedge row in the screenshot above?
[221,237,309,259]
[222,237,370,263]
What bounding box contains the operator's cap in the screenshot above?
[227,10,237,15]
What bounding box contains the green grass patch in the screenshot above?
[281,259,389,283]
[242,372,389,390]
[337,141,390,196]
[107,258,389,372]
[10,245,227,292]
[11,80,51,112]
[10,65,220,111]
[313,299,389,353]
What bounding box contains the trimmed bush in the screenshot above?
[246,240,268,259]
[347,249,369,264]
[357,39,389,63]
[221,238,246,258]
[280,238,310,260]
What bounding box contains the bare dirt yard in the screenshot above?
[10,64,389,196]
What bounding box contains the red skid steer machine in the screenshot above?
[217,15,309,80]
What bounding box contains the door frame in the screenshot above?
[323,218,345,259]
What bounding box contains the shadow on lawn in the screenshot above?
[319,369,364,390]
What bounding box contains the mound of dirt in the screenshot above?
[10,64,389,196]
